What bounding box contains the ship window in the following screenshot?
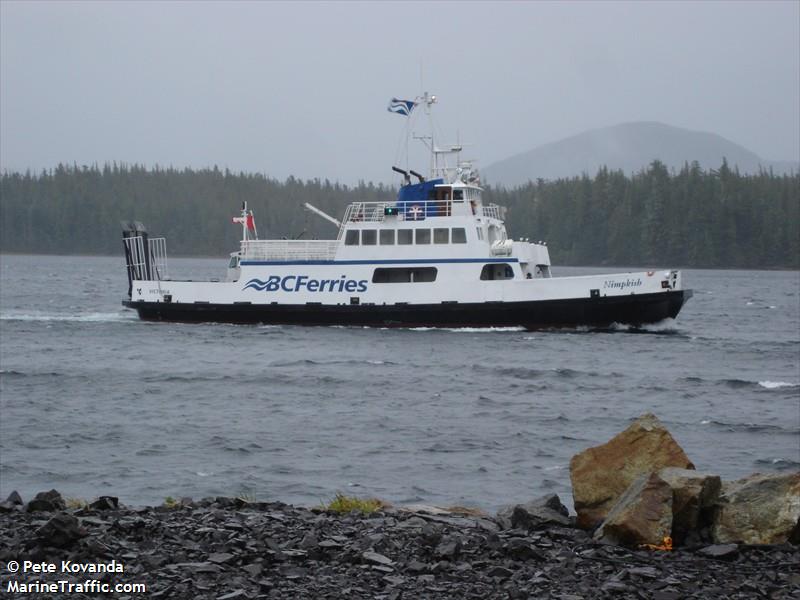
[415,229,431,244]
[362,229,377,245]
[436,187,451,201]
[434,228,449,244]
[345,230,359,246]
[380,229,395,245]
[228,256,239,268]
[454,190,464,200]
[476,227,484,241]
[372,267,438,283]
[480,263,515,280]
[412,268,437,282]
[398,229,413,245]
[452,228,467,243]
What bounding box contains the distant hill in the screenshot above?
[482,121,798,186]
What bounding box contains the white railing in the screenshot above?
[123,236,147,281]
[123,235,168,281]
[149,237,168,280]
[342,202,391,224]
[241,239,340,261]
[340,200,505,223]
[342,200,454,223]
[482,204,504,220]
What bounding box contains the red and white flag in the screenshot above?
[232,215,256,230]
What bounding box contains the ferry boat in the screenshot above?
[122,94,692,328]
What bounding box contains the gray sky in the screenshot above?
[1,0,798,185]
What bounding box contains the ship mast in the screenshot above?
[236,201,258,242]
[412,92,463,182]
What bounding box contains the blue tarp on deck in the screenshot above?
[395,178,444,220]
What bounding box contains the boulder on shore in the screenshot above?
[593,472,673,547]
[89,496,120,510]
[496,494,572,530]
[26,489,66,512]
[658,467,721,545]
[35,513,87,548]
[570,413,694,529]
[712,472,800,545]
[0,490,24,513]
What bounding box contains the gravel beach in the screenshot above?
[1,493,798,599]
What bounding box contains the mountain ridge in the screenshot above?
[482,121,798,186]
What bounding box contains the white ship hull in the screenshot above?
[123,261,691,328]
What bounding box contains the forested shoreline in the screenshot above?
[0,160,797,268]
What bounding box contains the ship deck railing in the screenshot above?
[149,237,169,280]
[241,239,340,262]
[123,235,168,281]
[341,200,504,228]
[482,204,503,220]
[342,202,396,224]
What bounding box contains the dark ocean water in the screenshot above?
[1,254,798,511]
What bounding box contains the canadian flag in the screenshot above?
[232,215,255,230]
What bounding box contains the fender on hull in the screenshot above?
[123,290,692,329]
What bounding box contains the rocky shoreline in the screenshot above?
[1,491,799,599]
[3,414,798,598]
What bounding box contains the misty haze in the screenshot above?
[1,3,799,599]
[1,1,798,183]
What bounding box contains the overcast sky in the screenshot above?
[1,0,798,184]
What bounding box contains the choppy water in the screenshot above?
[1,254,798,511]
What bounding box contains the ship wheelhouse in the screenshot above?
[333,173,550,283]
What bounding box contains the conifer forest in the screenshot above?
[1,160,797,268]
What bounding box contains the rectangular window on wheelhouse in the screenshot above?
[452,228,467,243]
[433,228,449,244]
[476,227,484,241]
[397,229,413,245]
[415,229,431,244]
[380,229,395,245]
[345,230,359,246]
[362,229,377,245]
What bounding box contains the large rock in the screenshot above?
[89,496,120,510]
[496,494,571,530]
[35,513,87,548]
[570,413,694,529]
[594,472,673,547]
[658,467,721,545]
[26,489,66,512]
[0,490,24,513]
[712,472,800,544]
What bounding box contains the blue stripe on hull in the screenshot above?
[240,258,521,266]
